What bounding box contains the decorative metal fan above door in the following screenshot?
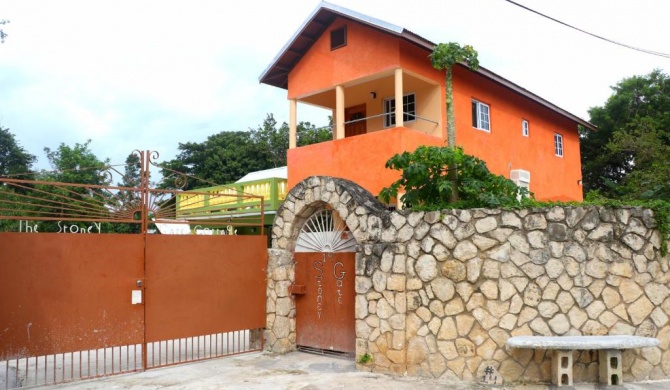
[295,209,356,253]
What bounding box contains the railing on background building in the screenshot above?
[176,177,287,221]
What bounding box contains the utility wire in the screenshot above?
[503,0,670,58]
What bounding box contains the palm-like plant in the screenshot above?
[429,42,480,202]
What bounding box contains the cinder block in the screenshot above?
[599,349,623,385]
[551,350,573,387]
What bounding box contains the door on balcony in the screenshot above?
[345,104,366,137]
[294,210,356,356]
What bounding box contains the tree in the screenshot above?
[119,153,142,188]
[297,119,332,147]
[0,127,36,178]
[379,145,529,210]
[111,153,143,233]
[163,114,332,189]
[250,113,332,168]
[581,70,670,200]
[429,43,480,148]
[162,131,270,190]
[0,19,8,44]
[25,141,111,232]
[250,114,289,168]
[42,140,110,184]
[429,43,479,202]
[0,127,35,231]
[606,117,670,199]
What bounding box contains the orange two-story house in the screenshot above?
[260,2,595,202]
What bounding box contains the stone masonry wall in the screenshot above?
[356,206,670,383]
[267,176,670,384]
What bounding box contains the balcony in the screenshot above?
[286,68,444,196]
[176,177,288,226]
[288,125,444,197]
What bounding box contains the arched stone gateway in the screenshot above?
[266,176,670,384]
[265,176,390,355]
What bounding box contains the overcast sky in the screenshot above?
[1,0,669,171]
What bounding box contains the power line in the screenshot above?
[502,0,670,59]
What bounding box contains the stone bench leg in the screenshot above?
[599,349,623,386]
[551,350,573,386]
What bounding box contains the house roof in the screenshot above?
[235,166,287,183]
[259,1,596,130]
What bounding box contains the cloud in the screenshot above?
[1,0,668,172]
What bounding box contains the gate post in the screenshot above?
[265,248,296,353]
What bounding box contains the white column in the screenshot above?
[289,99,297,149]
[335,85,345,140]
[394,68,404,128]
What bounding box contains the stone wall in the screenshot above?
[267,176,670,384]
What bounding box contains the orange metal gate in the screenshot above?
[0,151,267,389]
[294,252,356,354]
[144,234,266,367]
[0,233,145,387]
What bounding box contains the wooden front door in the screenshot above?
[345,104,366,137]
[294,251,356,354]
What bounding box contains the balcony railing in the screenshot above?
[342,112,438,127]
[176,177,288,220]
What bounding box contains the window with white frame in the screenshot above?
[522,119,529,137]
[383,93,416,127]
[554,133,564,157]
[471,100,490,131]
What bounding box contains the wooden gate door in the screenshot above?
[294,252,356,354]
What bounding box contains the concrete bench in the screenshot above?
[506,335,659,387]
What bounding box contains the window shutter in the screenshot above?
[510,169,531,185]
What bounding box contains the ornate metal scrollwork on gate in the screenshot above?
[0,150,265,235]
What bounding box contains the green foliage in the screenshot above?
[358,353,372,364]
[35,140,111,232]
[0,19,8,44]
[163,114,332,189]
[110,153,143,234]
[430,42,480,203]
[0,126,36,178]
[161,131,267,190]
[42,140,110,184]
[0,128,34,229]
[251,114,289,168]
[1,138,111,232]
[430,42,480,149]
[429,43,480,72]
[296,120,332,147]
[250,114,331,169]
[581,69,670,199]
[0,186,24,231]
[651,201,670,257]
[379,146,530,210]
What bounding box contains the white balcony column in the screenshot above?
[335,84,345,140]
[289,99,297,149]
[394,68,404,128]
